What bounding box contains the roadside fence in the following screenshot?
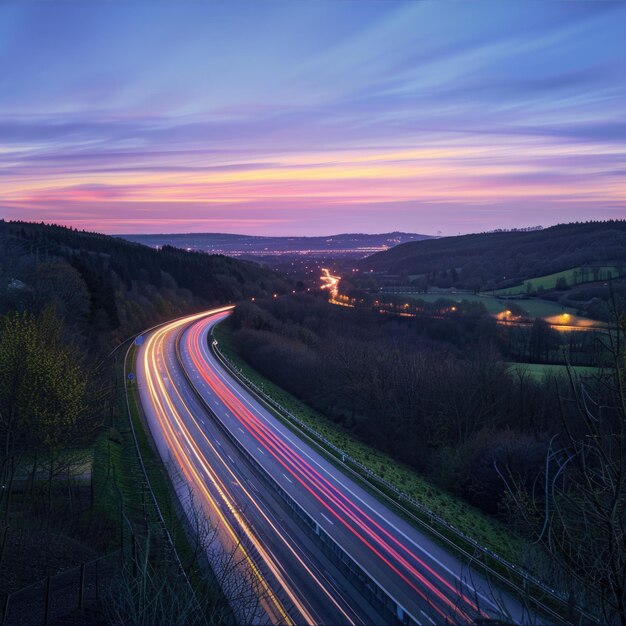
[0,549,123,626]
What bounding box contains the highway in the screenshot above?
[136,307,529,625]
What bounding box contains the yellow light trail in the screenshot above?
[141,309,356,626]
[159,349,360,625]
[143,314,293,625]
[320,268,340,300]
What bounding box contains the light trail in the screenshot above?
[161,346,361,625]
[320,268,341,300]
[142,314,293,625]
[184,312,499,625]
[139,309,364,626]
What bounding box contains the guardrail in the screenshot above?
[210,330,597,626]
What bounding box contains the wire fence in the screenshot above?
[0,326,192,626]
[0,549,123,626]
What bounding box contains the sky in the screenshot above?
[1,1,625,236]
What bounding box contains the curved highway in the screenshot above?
[136,307,528,625]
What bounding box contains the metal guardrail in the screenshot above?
[210,334,597,625]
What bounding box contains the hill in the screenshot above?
[0,220,290,351]
[359,221,626,291]
[0,221,291,612]
[119,231,432,259]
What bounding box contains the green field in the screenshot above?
[405,293,579,318]
[507,362,602,381]
[494,266,621,296]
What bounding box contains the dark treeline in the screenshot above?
[360,220,626,291]
[0,220,291,353]
[230,295,601,514]
[350,293,607,366]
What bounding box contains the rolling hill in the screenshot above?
[0,220,290,350]
[119,231,432,259]
[359,221,626,291]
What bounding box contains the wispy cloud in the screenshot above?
[1,1,625,234]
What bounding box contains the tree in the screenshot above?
[528,318,560,362]
[505,310,626,623]
[555,277,569,291]
[0,309,90,519]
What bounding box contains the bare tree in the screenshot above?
[108,452,281,626]
[503,306,626,624]
[182,486,270,626]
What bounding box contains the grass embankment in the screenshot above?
[213,320,525,564]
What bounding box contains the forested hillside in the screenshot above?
[360,221,626,291]
[0,220,290,352]
[0,220,289,614]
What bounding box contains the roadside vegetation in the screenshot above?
[0,310,103,593]
[0,220,288,623]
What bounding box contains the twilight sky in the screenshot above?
[1,1,625,236]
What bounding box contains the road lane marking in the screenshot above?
[282,473,293,484]
[320,513,334,526]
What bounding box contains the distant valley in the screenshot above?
[119,231,432,259]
